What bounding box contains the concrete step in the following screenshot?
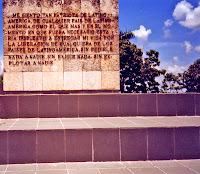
[0,116,199,164]
[0,159,200,174]
[0,93,200,119]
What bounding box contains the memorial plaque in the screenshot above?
[3,0,120,91]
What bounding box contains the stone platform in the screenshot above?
[0,93,200,119]
[0,159,200,174]
[0,116,199,164]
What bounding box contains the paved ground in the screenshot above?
[0,116,200,130]
[0,160,200,174]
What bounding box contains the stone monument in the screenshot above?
[3,0,119,91]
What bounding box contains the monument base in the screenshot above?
[0,93,199,164]
[0,116,199,164]
[0,93,199,118]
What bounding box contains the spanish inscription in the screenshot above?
[3,0,120,91]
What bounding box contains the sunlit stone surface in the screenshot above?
[3,0,119,91]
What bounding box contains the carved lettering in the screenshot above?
[5,10,117,67]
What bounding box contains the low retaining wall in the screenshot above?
[0,127,199,164]
[0,93,199,118]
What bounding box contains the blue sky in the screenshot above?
[119,0,200,74]
[0,0,200,74]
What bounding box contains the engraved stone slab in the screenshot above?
[3,0,120,91]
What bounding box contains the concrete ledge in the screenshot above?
[0,93,200,118]
[0,117,199,164]
[0,160,200,174]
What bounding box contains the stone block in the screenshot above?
[93,129,120,161]
[65,129,92,162]
[79,95,98,117]
[39,95,58,118]
[121,129,147,161]
[100,0,119,16]
[63,58,83,72]
[42,55,63,72]
[98,95,119,117]
[3,56,23,72]
[63,0,81,13]
[22,0,42,13]
[0,131,7,164]
[8,130,36,164]
[101,55,119,71]
[81,0,100,13]
[19,95,38,118]
[157,94,177,116]
[41,0,63,13]
[195,94,200,116]
[138,94,157,116]
[101,71,120,90]
[43,72,64,91]
[36,130,65,163]
[4,55,43,73]
[82,57,101,71]
[0,96,18,118]
[64,72,82,90]
[174,127,199,159]
[148,128,174,160]
[3,72,23,91]
[3,0,22,17]
[118,94,137,116]
[177,94,195,116]
[83,71,101,90]
[23,72,43,91]
[59,95,78,118]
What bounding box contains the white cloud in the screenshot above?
[164,19,173,27]
[194,45,200,52]
[163,19,173,38]
[182,41,193,54]
[132,25,152,48]
[159,61,188,75]
[167,64,187,74]
[173,56,179,61]
[173,0,193,20]
[163,29,172,38]
[173,0,200,30]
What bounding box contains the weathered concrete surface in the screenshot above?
[3,0,119,91]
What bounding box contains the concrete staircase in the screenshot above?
[0,93,200,164]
